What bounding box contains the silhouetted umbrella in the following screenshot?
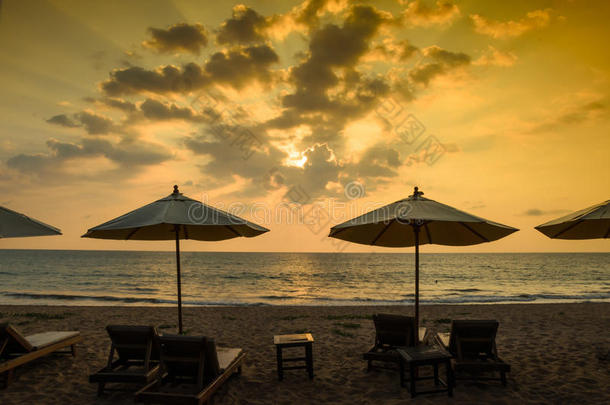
[535,199,609,239]
[0,206,61,238]
[329,187,518,339]
[83,185,269,333]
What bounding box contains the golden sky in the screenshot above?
[0,0,608,252]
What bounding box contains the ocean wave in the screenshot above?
[449,288,482,293]
[132,287,159,292]
[0,291,265,307]
[2,291,172,304]
[259,295,295,300]
[2,290,609,307]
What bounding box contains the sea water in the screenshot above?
[0,250,608,306]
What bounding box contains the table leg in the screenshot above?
[446,360,453,397]
[409,363,416,398]
[276,345,283,381]
[306,343,314,379]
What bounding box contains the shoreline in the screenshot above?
[2,297,609,307]
[1,302,609,404]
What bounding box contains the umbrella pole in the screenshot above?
[175,227,183,334]
[414,225,420,342]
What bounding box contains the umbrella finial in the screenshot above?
[173,185,179,194]
[412,186,424,199]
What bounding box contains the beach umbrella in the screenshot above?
[535,199,609,239]
[82,185,269,333]
[0,206,62,238]
[328,187,518,339]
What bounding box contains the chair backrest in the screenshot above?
[106,325,159,362]
[373,314,416,347]
[159,335,207,389]
[0,323,33,357]
[448,320,499,357]
[203,338,220,382]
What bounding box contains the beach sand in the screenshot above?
[1,303,609,404]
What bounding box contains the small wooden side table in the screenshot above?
[274,333,314,381]
[397,345,453,398]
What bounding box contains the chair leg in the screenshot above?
[501,371,507,386]
[71,344,77,357]
[1,370,8,389]
[97,382,105,396]
[5,369,14,388]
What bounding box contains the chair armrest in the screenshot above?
[435,332,450,349]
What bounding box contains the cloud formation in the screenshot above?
[10,1,476,200]
[139,98,201,121]
[7,137,172,178]
[471,9,551,39]
[47,111,116,135]
[205,45,279,88]
[101,44,278,96]
[100,98,137,112]
[143,23,208,54]
[522,208,568,216]
[401,0,460,27]
[272,5,392,148]
[409,45,470,86]
[473,45,517,66]
[529,97,609,133]
[216,5,271,44]
[47,114,79,128]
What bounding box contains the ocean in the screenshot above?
[0,250,608,306]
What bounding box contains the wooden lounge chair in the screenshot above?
[0,323,81,388]
[89,325,161,396]
[363,314,425,372]
[135,334,245,405]
[435,320,510,386]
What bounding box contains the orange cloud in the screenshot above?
[473,46,517,67]
[401,0,460,27]
[470,9,551,39]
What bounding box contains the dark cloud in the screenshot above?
[140,98,200,121]
[295,0,328,29]
[522,208,568,216]
[270,5,391,149]
[46,114,79,128]
[409,46,470,86]
[216,5,270,44]
[101,44,278,96]
[143,23,208,54]
[75,111,115,135]
[348,143,401,179]
[205,45,279,89]
[46,111,115,135]
[101,98,137,112]
[7,137,172,178]
[101,63,209,96]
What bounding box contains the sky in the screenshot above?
[0,0,608,253]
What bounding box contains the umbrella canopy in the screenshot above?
[535,200,609,239]
[0,206,62,238]
[329,187,518,338]
[83,185,269,333]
